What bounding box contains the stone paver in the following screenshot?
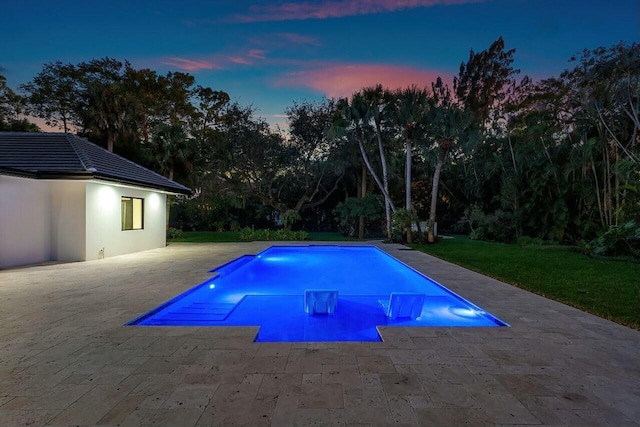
[0,241,638,426]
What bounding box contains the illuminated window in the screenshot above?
[121,197,144,230]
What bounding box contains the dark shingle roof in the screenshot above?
[0,132,191,194]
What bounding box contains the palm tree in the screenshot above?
[151,123,194,229]
[361,85,397,239]
[392,85,429,242]
[334,89,397,239]
[425,79,472,242]
[151,123,193,181]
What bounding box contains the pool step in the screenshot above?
[144,302,239,325]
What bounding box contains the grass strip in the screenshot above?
[411,237,639,329]
[169,231,355,243]
[168,231,242,242]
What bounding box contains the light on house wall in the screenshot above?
[98,186,117,211]
[148,193,161,210]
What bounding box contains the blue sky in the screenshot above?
[2,0,637,129]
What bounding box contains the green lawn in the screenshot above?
[411,237,640,329]
[168,230,355,243]
[168,231,242,242]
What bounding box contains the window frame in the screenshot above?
[121,196,144,231]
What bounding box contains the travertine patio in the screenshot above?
[0,242,638,426]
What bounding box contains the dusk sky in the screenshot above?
[2,0,637,129]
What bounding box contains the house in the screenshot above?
[0,132,191,269]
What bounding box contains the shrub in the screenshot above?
[578,221,640,258]
[171,200,200,231]
[468,206,517,243]
[166,227,183,239]
[253,229,271,241]
[333,195,384,237]
[170,196,269,232]
[517,236,557,246]
[281,210,302,229]
[239,227,254,241]
[238,227,309,241]
[391,208,414,242]
[575,239,594,256]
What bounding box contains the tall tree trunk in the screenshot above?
[604,142,612,226]
[107,133,114,152]
[405,139,412,210]
[165,196,171,231]
[614,146,620,226]
[164,165,175,231]
[356,134,395,239]
[359,162,366,239]
[507,135,518,173]
[385,199,393,240]
[375,121,394,240]
[428,150,445,243]
[591,160,605,227]
[405,138,413,243]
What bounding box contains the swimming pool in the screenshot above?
[127,245,508,341]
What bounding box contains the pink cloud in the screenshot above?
[228,49,270,65]
[276,33,321,46]
[161,50,267,72]
[162,57,220,71]
[248,49,267,59]
[229,56,253,65]
[234,0,483,22]
[276,63,450,98]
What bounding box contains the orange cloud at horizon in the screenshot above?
[27,115,64,133]
[276,63,451,99]
[234,0,484,22]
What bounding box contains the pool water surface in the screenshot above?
[127,245,508,341]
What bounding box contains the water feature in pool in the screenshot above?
[127,245,508,341]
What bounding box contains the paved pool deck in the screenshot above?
[0,241,638,427]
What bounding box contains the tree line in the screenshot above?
[1,39,638,254]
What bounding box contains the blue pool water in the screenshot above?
[127,245,508,341]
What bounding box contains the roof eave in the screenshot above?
[36,171,95,180]
[0,166,38,179]
[93,174,192,195]
[0,169,191,195]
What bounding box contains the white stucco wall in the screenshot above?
[50,181,86,262]
[85,183,166,260]
[0,175,52,268]
[1,176,168,269]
